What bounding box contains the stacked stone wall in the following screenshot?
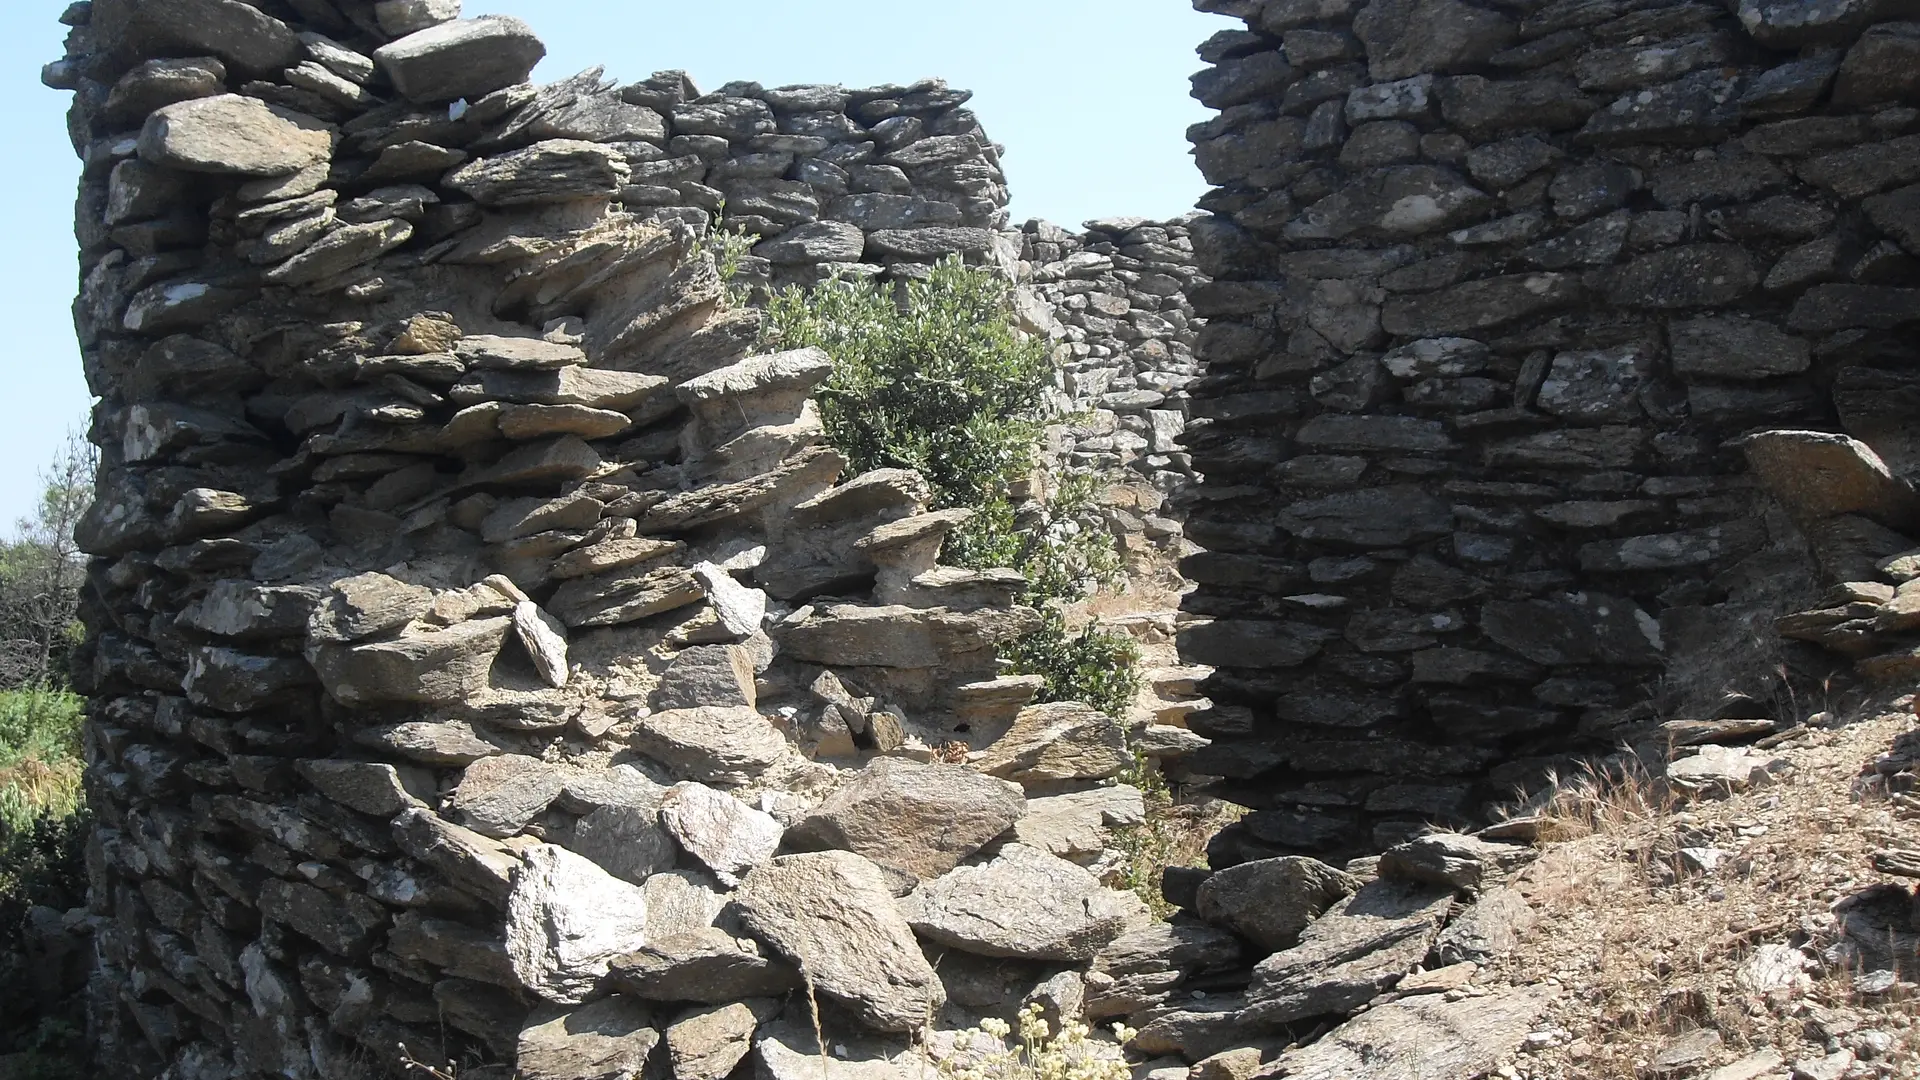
[42,3,1197,1077]
[1178,0,1920,863]
[1015,216,1208,501]
[608,68,1016,291]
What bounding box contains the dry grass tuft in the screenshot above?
[1522,755,1679,845]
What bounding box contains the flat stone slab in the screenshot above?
[1665,744,1791,794]
[139,94,334,177]
[904,843,1135,962]
[1261,986,1552,1079]
[374,15,546,103]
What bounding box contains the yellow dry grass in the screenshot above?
[1484,698,1920,1079]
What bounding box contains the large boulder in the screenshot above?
[138,94,334,177]
[904,844,1136,962]
[506,844,649,1005]
[373,15,547,103]
[732,852,944,1033]
[1195,856,1361,952]
[786,758,1026,880]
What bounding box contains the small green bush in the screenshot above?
[0,688,84,771]
[0,689,85,840]
[760,259,1141,716]
[764,257,1051,512]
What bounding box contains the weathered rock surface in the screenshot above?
[971,702,1131,785]
[1377,833,1536,891]
[1259,987,1552,1079]
[905,844,1135,961]
[609,926,797,1004]
[374,16,546,103]
[630,707,789,786]
[1013,786,1147,862]
[1742,431,1920,529]
[786,758,1026,880]
[506,844,650,1005]
[732,852,944,1032]
[1242,879,1457,1024]
[1433,886,1537,965]
[307,617,511,706]
[571,802,676,886]
[659,782,783,888]
[666,1000,779,1080]
[448,755,565,839]
[1195,856,1362,951]
[139,94,333,176]
[516,998,660,1080]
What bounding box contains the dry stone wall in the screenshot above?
[41,3,1199,1078]
[1015,216,1208,501]
[608,68,1015,292]
[1177,0,1920,864]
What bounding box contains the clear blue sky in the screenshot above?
[0,1,1221,532]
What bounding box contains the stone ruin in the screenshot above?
[37,0,1238,1075]
[40,0,1920,1077]
[1177,0,1920,865]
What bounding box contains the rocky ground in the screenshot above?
[1470,698,1920,1080]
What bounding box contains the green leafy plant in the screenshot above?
[704,205,758,298]
[764,257,1051,512]
[999,609,1140,719]
[761,259,1140,715]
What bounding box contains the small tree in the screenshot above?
[0,435,93,690]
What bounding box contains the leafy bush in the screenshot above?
[760,259,1141,716]
[763,257,1051,512]
[0,688,84,770]
[0,688,87,923]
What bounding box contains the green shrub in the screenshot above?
[763,257,1051,512]
[999,609,1141,719]
[0,689,84,840]
[760,259,1141,716]
[0,688,84,771]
